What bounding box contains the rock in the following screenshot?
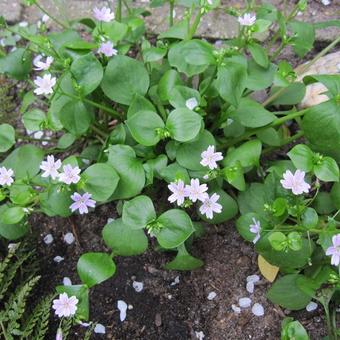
[155,313,162,327]
[0,1,22,23]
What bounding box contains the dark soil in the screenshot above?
[31,203,327,340]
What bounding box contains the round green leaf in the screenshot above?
[57,133,76,149]
[0,206,25,225]
[102,218,148,256]
[77,252,116,288]
[101,55,149,105]
[169,85,200,109]
[314,156,339,182]
[2,144,44,179]
[126,110,164,146]
[287,144,314,172]
[164,245,203,270]
[80,163,119,201]
[156,209,194,249]
[0,48,32,80]
[22,109,46,132]
[122,195,156,229]
[71,53,103,95]
[166,108,202,142]
[0,205,28,240]
[9,184,35,205]
[176,130,215,171]
[107,145,145,199]
[0,124,15,152]
[158,69,182,102]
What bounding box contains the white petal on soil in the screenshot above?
[117,300,128,322]
[246,281,255,294]
[252,303,265,316]
[306,301,318,312]
[33,131,44,139]
[132,281,144,293]
[231,304,241,314]
[53,256,64,263]
[239,297,252,308]
[63,277,72,286]
[321,0,331,5]
[246,274,260,283]
[195,330,205,339]
[94,324,106,334]
[107,218,115,223]
[170,276,180,286]
[43,234,53,244]
[78,321,91,327]
[64,232,75,245]
[207,292,217,300]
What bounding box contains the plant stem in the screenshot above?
[91,124,108,139]
[116,0,122,22]
[0,321,9,340]
[187,9,202,40]
[169,0,175,27]
[262,130,304,155]
[34,1,69,29]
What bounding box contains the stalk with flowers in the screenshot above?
[0,0,340,337]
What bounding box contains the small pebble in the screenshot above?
[43,234,53,244]
[170,276,180,286]
[64,232,75,245]
[128,304,133,310]
[246,274,260,283]
[117,300,127,322]
[195,330,205,340]
[207,292,217,300]
[239,297,252,308]
[63,277,72,286]
[132,281,144,293]
[231,304,241,314]
[306,301,318,312]
[155,313,162,327]
[246,281,255,294]
[53,256,64,263]
[94,324,106,334]
[252,303,265,316]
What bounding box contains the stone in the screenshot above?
[0,1,22,23]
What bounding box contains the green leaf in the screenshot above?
[94,21,128,43]
[107,145,145,199]
[164,244,203,270]
[257,127,281,147]
[57,133,76,149]
[166,108,202,142]
[268,232,287,251]
[287,231,302,251]
[0,124,15,152]
[313,192,336,215]
[127,94,156,119]
[248,42,269,68]
[9,184,35,205]
[281,318,310,340]
[302,99,340,162]
[247,60,276,91]
[59,100,92,136]
[0,205,28,240]
[0,48,32,80]
[215,62,247,107]
[271,83,306,105]
[267,274,312,310]
[289,21,315,57]
[288,144,314,172]
[122,195,156,229]
[231,97,275,128]
[0,206,25,225]
[169,85,200,109]
[126,110,164,146]
[158,69,182,102]
[301,207,318,229]
[2,144,44,179]
[160,163,190,184]
[143,46,167,62]
[314,156,339,182]
[22,109,46,132]
[80,163,119,201]
[303,74,340,98]
[236,213,267,243]
[71,53,103,95]
[221,162,246,191]
[101,55,149,105]
[156,209,194,249]
[158,20,188,40]
[176,130,215,171]
[77,252,116,288]
[102,218,148,256]
[330,183,340,209]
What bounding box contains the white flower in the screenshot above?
[42,14,49,23]
[98,41,117,57]
[168,180,189,206]
[52,293,78,318]
[238,13,256,26]
[251,303,264,316]
[117,300,128,322]
[59,164,81,185]
[93,7,115,22]
[200,145,223,170]
[239,297,252,308]
[249,218,261,244]
[186,178,208,203]
[280,169,311,195]
[34,74,56,96]
[0,167,14,186]
[40,155,61,180]
[33,55,54,71]
[199,193,222,219]
[70,192,96,215]
[185,97,198,110]
[207,292,217,300]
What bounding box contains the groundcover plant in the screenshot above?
[0,0,339,337]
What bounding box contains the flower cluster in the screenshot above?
[168,146,223,219]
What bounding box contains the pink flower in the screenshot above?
[40,155,61,180]
[200,145,223,170]
[168,180,189,206]
[98,41,117,57]
[70,192,96,214]
[59,164,81,185]
[52,293,78,318]
[280,169,311,195]
[185,97,198,110]
[238,13,256,26]
[33,74,56,96]
[199,193,222,219]
[186,178,208,203]
[33,55,54,71]
[93,7,115,22]
[249,218,261,244]
[0,167,14,186]
[326,234,340,266]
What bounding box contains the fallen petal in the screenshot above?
[94,323,106,334]
[63,277,72,286]
[64,232,75,245]
[246,281,255,294]
[252,303,265,316]
[207,292,217,300]
[117,300,128,322]
[170,276,180,286]
[43,234,53,244]
[132,281,144,293]
[231,304,241,314]
[195,330,205,339]
[53,256,64,263]
[246,274,260,283]
[306,301,318,312]
[239,297,252,308]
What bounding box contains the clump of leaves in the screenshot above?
[0,242,53,339]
